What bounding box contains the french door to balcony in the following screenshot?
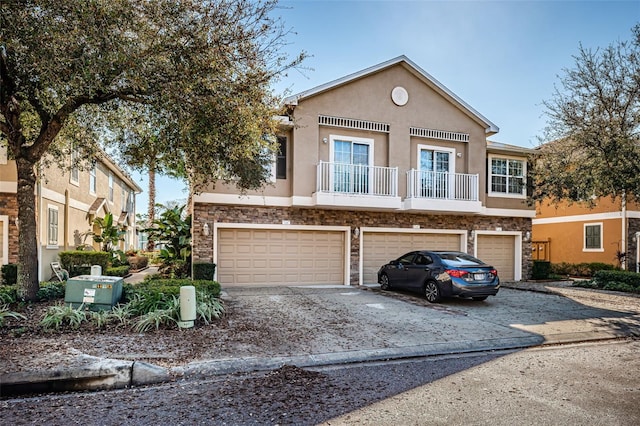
[420,148,451,198]
[334,140,370,194]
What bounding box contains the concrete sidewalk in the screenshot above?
[2,281,640,396]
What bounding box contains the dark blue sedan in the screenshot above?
[377,251,500,303]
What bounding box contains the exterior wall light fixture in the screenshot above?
[202,223,210,236]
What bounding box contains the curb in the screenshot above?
[2,331,629,397]
[0,355,170,397]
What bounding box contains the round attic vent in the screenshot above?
[391,86,409,106]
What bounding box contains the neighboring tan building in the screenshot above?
[0,144,142,281]
[532,196,640,270]
[191,56,535,287]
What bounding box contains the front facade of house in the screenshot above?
[192,56,535,286]
[532,197,640,270]
[0,144,142,281]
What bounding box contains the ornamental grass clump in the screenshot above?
[133,296,179,333]
[0,305,26,327]
[40,303,87,330]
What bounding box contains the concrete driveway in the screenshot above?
[3,282,639,394]
[185,283,640,377]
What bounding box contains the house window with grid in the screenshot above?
[47,206,59,247]
[70,146,80,185]
[89,164,97,194]
[490,156,526,197]
[108,173,114,202]
[584,223,603,251]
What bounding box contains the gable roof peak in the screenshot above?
[284,55,499,135]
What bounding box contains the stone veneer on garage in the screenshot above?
[193,204,533,283]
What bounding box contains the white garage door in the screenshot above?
[362,232,462,284]
[476,235,516,281]
[217,228,345,286]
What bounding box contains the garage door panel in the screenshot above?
[362,232,462,284]
[218,228,345,286]
[477,235,515,281]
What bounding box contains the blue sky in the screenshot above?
[136,0,639,211]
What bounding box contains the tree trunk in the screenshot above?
[15,157,40,302]
[146,163,156,251]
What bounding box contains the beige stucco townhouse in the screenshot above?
[192,56,535,286]
[0,144,142,281]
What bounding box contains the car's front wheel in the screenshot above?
[380,273,391,290]
[424,281,441,303]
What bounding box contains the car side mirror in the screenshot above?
[389,260,399,266]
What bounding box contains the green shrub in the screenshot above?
[123,278,222,325]
[59,251,110,277]
[193,262,216,281]
[37,281,66,301]
[125,278,221,299]
[0,285,18,304]
[531,261,551,280]
[104,265,130,277]
[551,262,617,277]
[593,270,640,289]
[1,264,17,285]
[602,282,638,293]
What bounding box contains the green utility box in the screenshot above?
[64,275,124,311]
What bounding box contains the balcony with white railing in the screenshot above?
[314,161,402,209]
[404,169,482,213]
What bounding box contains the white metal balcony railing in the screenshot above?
[317,161,398,197]
[407,169,479,201]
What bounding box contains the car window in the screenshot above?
[440,253,485,267]
[415,254,433,266]
[397,253,415,265]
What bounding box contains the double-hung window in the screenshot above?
[47,206,59,248]
[490,156,526,197]
[70,146,80,185]
[584,223,603,251]
[89,164,97,195]
[108,173,114,202]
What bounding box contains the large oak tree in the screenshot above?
[532,24,640,205]
[0,0,305,300]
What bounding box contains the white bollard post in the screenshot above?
[90,265,102,276]
[178,285,196,329]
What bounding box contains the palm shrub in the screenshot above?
[145,205,191,278]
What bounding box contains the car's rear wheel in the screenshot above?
[424,281,441,303]
[380,273,391,290]
[472,296,488,301]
